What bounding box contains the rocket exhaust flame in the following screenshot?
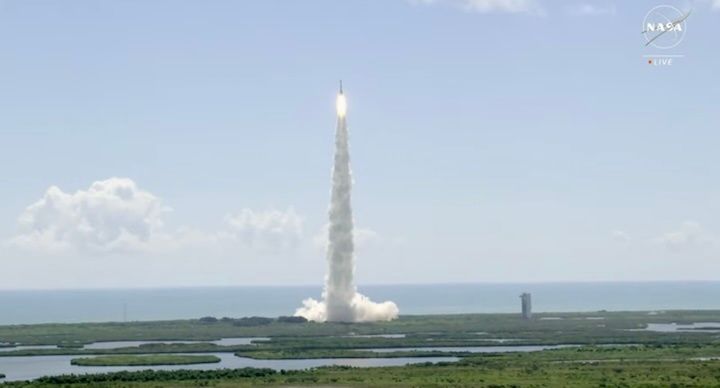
[295,85,399,322]
[336,94,347,118]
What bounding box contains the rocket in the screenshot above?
[336,81,347,117]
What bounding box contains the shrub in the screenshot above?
[277,316,308,324]
[33,368,277,384]
[232,317,273,327]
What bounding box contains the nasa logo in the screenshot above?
[645,22,682,33]
[642,5,689,50]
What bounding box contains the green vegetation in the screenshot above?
[70,354,221,366]
[5,350,720,387]
[24,368,276,385]
[1,310,719,348]
[1,311,720,385]
[0,310,718,360]
[0,342,245,358]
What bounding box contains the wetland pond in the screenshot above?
[632,322,720,333]
[363,345,575,353]
[0,353,458,382]
[82,337,270,349]
[0,343,580,381]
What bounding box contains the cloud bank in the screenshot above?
[10,178,169,253]
[8,178,307,256]
[567,3,616,16]
[223,208,303,251]
[656,221,712,252]
[411,0,540,14]
[611,230,630,243]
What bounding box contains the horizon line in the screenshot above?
[2,279,720,292]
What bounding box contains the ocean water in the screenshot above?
[0,282,718,325]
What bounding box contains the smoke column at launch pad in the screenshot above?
[295,84,399,322]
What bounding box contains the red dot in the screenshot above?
[648,59,653,64]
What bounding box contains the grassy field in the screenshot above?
[70,354,221,366]
[1,310,719,358]
[234,343,720,360]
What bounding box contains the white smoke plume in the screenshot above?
[295,91,398,322]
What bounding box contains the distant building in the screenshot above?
[520,292,532,320]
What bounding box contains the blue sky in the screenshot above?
[0,0,718,289]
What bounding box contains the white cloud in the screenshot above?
[655,221,713,252]
[611,230,630,243]
[9,178,306,256]
[9,178,170,254]
[694,0,719,10]
[223,208,303,251]
[411,0,541,14]
[567,3,616,15]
